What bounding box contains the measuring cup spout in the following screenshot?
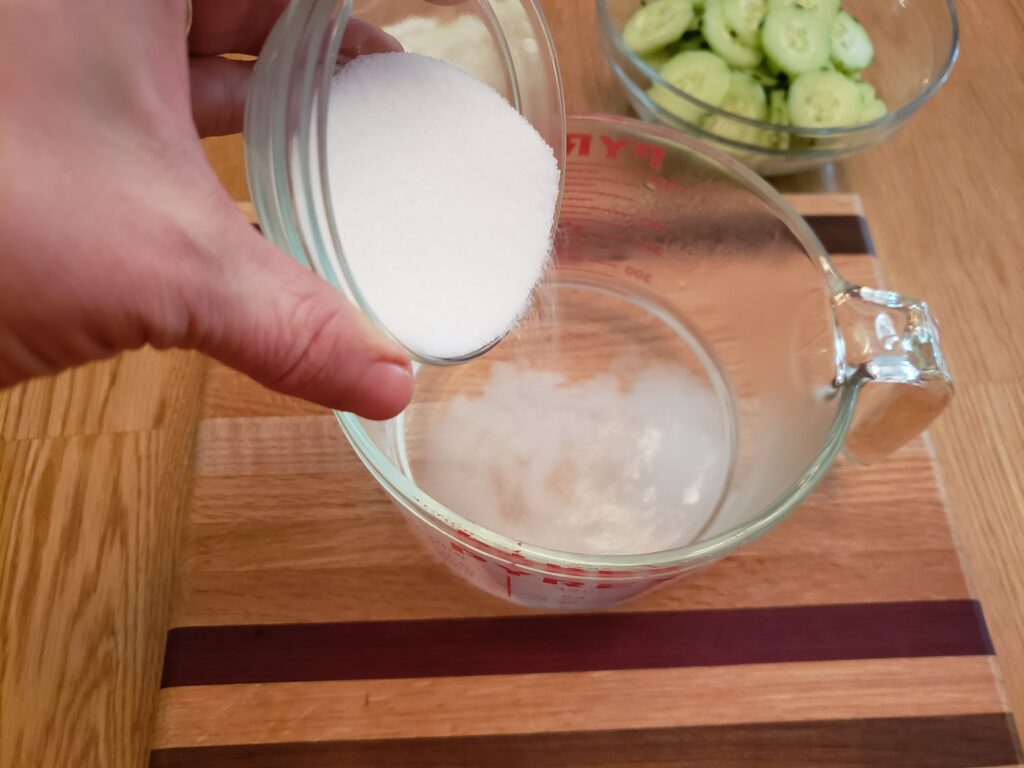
[832,285,954,464]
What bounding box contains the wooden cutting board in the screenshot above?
[148,195,1022,768]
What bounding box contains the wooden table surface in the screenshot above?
[2,2,1023,766]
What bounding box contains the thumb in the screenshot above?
[192,216,414,420]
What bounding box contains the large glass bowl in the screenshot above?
[597,0,959,176]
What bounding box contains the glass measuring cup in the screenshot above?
[245,6,952,609]
[244,0,565,364]
[334,114,952,610]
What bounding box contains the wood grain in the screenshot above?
[149,717,1024,768]
[2,1,1023,766]
[152,657,1005,748]
[0,350,206,768]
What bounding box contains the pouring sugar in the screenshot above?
[326,52,560,360]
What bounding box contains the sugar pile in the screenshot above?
[326,52,560,359]
[411,363,733,555]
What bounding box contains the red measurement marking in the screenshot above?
[600,135,629,160]
[544,563,588,576]
[634,142,666,172]
[506,575,512,598]
[567,132,665,172]
[496,564,530,577]
[625,266,653,284]
[450,541,487,563]
[567,132,592,156]
[542,577,585,588]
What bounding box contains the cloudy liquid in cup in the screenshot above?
[398,277,736,557]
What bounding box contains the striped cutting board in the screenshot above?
[149,195,1022,767]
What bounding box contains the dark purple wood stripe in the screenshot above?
[253,215,872,256]
[161,600,991,688]
[149,714,1021,768]
[806,214,874,255]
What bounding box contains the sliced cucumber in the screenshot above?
[830,11,874,72]
[766,0,840,25]
[757,88,790,147]
[642,48,675,70]
[649,49,732,122]
[702,0,763,68]
[743,63,779,86]
[688,3,703,31]
[722,71,768,118]
[761,7,830,76]
[676,32,707,51]
[703,71,768,144]
[787,69,863,127]
[860,98,887,123]
[624,0,694,55]
[768,88,789,124]
[722,0,766,47]
[854,80,875,106]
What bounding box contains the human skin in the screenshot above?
[0,0,461,419]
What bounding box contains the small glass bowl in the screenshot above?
[597,0,959,176]
[244,0,566,364]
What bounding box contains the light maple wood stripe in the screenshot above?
[786,193,864,217]
[194,416,343,477]
[183,442,952,566]
[171,548,969,627]
[151,656,1003,749]
[180,475,956,579]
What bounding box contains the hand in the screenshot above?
[0,0,419,419]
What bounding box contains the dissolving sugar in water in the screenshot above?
[326,53,560,360]
[407,359,734,556]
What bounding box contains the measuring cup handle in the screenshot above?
[833,285,954,464]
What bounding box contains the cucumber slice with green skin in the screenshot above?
[642,48,675,70]
[624,0,694,55]
[860,98,887,123]
[675,33,707,51]
[702,0,763,68]
[687,5,703,30]
[854,81,875,106]
[703,71,767,145]
[759,87,790,147]
[723,0,766,47]
[761,7,830,76]
[743,64,779,87]
[649,49,732,122]
[830,11,874,72]
[768,88,789,125]
[787,69,864,127]
[766,0,840,25]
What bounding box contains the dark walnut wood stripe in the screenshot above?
[252,215,871,256]
[162,600,990,688]
[149,714,1020,768]
[806,214,873,255]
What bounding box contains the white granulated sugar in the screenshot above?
[326,52,560,359]
[413,363,733,555]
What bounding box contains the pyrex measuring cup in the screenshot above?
[245,6,952,610]
[335,114,953,609]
